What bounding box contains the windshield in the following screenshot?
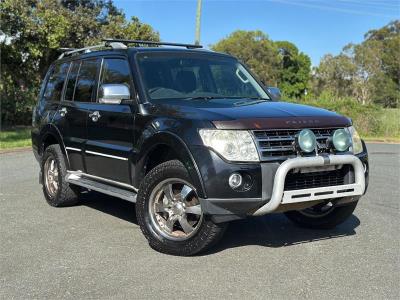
[136,52,270,101]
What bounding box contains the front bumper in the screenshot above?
[199,153,368,222]
[253,154,365,216]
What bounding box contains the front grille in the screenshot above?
[284,166,352,191]
[252,128,339,161]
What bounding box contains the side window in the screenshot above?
[99,58,132,88]
[64,61,81,101]
[74,59,99,102]
[43,62,70,102]
[38,68,53,102]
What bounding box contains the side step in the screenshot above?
[65,172,137,203]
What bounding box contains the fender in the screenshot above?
[39,124,70,169]
[133,130,206,198]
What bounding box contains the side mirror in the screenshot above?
[267,86,281,100]
[99,84,131,104]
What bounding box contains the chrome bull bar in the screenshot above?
[252,154,366,216]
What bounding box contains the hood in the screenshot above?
[152,98,351,129]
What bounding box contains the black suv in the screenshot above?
[32,39,369,256]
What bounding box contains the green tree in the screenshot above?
[212,30,281,85]
[211,31,311,99]
[364,20,400,107]
[101,16,160,42]
[0,0,159,126]
[312,54,357,99]
[312,20,399,107]
[275,41,311,98]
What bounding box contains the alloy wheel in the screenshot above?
[149,178,203,241]
[44,156,59,197]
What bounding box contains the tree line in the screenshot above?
[1,0,160,125]
[212,21,399,108]
[1,0,399,126]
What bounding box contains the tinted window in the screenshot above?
[137,54,268,101]
[74,59,99,102]
[43,62,70,102]
[210,64,259,98]
[64,61,81,101]
[100,58,131,87]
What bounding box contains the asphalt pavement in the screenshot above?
[0,143,399,299]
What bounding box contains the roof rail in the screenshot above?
[57,39,202,60]
[102,38,203,49]
[57,42,127,59]
[59,47,77,52]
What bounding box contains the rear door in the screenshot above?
[85,56,135,184]
[54,58,100,171]
[37,62,70,128]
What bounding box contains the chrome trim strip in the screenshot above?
[252,154,365,216]
[85,150,128,161]
[66,147,81,152]
[199,197,262,202]
[67,170,138,192]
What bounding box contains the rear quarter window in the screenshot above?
[43,62,70,102]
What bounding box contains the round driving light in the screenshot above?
[297,129,316,153]
[229,173,242,189]
[332,129,352,152]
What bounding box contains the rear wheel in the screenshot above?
[136,160,227,256]
[284,200,358,229]
[41,144,80,207]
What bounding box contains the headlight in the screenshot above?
[349,126,363,154]
[296,129,316,153]
[199,129,259,162]
[332,128,352,152]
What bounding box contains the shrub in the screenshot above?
[289,91,396,138]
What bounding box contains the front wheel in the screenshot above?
[136,160,227,256]
[284,200,358,229]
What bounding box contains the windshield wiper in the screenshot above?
[245,97,270,100]
[182,96,270,101]
[183,96,221,101]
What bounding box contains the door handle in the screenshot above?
[89,111,101,122]
[59,107,67,117]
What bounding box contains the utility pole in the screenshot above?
[195,0,202,45]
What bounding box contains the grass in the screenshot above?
[342,107,399,142]
[370,108,400,140]
[0,128,32,150]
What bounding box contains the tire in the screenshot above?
[284,201,358,229]
[136,159,227,256]
[41,144,80,207]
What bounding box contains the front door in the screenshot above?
[85,57,135,184]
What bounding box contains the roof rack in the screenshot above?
[102,38,203,49]
[58,42,127,59]
[57,39,202,60]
